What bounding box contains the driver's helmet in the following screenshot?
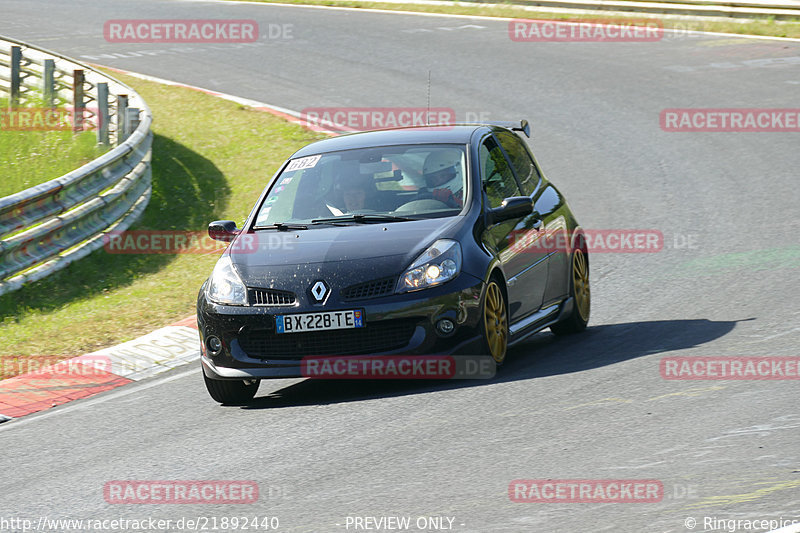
[423,150,461,188]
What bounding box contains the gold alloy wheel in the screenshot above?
[483,281,508,364]
[573,249,591,322]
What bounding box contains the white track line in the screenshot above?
[93,67,350,134]
[98,68,303,116]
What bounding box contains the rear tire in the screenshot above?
[551,246,590,336]
[204,373,260,405]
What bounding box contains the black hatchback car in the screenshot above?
[198,121,590,404]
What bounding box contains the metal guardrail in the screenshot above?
[0,36,152,296]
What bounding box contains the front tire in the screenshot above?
[482,279,508,365]
[551,246,590,336]
[204,373,260,405]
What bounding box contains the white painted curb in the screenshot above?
[75,325,201,381]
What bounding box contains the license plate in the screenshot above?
[276,310,363,334]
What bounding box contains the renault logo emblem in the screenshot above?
[310,280,329,302]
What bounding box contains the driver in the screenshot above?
[422,150,463,208]
[330,173,374,214]
[342,176,369,212]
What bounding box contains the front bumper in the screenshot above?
[198,272,485,379]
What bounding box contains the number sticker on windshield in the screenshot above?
[285,155,321,172]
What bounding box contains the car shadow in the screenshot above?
[239,317,746,410]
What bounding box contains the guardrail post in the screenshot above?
[43,59,55,107]
[127,107,141,138]
[97,82,110,145]
[0,37,153,296]
[10,46,22,107]
[72,69,85,133]
[117,94,128,144]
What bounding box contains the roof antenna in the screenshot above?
[426,70,431,126]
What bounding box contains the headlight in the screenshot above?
[397,239,461,293]
[206,256,247,305]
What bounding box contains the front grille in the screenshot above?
[341,277,395,301]
[249,288,296,306]
[239,319,417,358]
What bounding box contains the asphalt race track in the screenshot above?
[1,1,799,531]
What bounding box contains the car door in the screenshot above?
[478,134,547,324]
[495,130,564,312]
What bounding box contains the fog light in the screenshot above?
[207,336,222,355]
[436,318,455,336]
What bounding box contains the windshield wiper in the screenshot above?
[253,222,309,231]
[311,214,414,224]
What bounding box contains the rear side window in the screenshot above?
[496,131,540,196]
[479,137,521,209]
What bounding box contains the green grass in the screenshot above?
[0,111,108,197]
[230,0,800,38]
[0,71,325,369]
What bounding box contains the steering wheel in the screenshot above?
[394,199,450,213]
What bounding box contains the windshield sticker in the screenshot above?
[285,155,321,171]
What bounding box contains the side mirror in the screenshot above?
[208,220,238,242]
[489,196,534,224]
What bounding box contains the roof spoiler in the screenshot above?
[403,120,533,137]
[445,120,531,137]
[488,120,531,138]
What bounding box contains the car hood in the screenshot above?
[229,217,460,290]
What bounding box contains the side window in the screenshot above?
[479,137,521,209]
[496,131,540,196]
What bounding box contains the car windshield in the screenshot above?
[254,144,467,226]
